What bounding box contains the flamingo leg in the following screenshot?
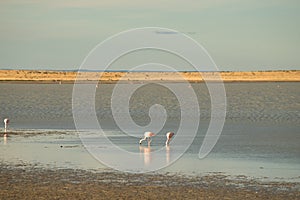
[4,124,7,133]
[166,139,169,145]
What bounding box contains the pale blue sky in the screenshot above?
[0,0,299,71]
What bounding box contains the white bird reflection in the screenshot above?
[166,144,171,164]
[139,145,152,166]
[3,135,7,145]
[139,144,172,166]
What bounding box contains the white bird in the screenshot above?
[166,132,174,145]
[139,132,156,145]
[4,118,9,130]
[3,118,9,136]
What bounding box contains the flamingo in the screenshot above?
[166,132,174,145]
[139,132,156,145]
[3,118,9,136]
[4,118,9,130]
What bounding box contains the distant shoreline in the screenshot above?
[0,70,299,83]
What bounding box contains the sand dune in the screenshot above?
[0,70,299,83]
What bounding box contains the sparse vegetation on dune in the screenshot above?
[0,70,299,83]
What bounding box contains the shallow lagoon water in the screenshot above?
[1,123,299,182]
[0,82,299,182]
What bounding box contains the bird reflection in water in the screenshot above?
[3,134,7,145]
[139,145,152,166]
[139,144,172,166]
[166,144,171,164]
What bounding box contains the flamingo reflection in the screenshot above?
[139,145,152,166]
[3,134,7,145]
[166,144,171,164]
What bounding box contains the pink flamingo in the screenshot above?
[139,132,156,145]
[166,132,174,145]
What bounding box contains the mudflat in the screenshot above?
[0,164,299,200]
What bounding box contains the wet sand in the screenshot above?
[0,70,299,83]
[0,164,299,200]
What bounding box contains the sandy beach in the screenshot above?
[0,70,299,83]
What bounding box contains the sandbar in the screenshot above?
[0,70,299,83]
